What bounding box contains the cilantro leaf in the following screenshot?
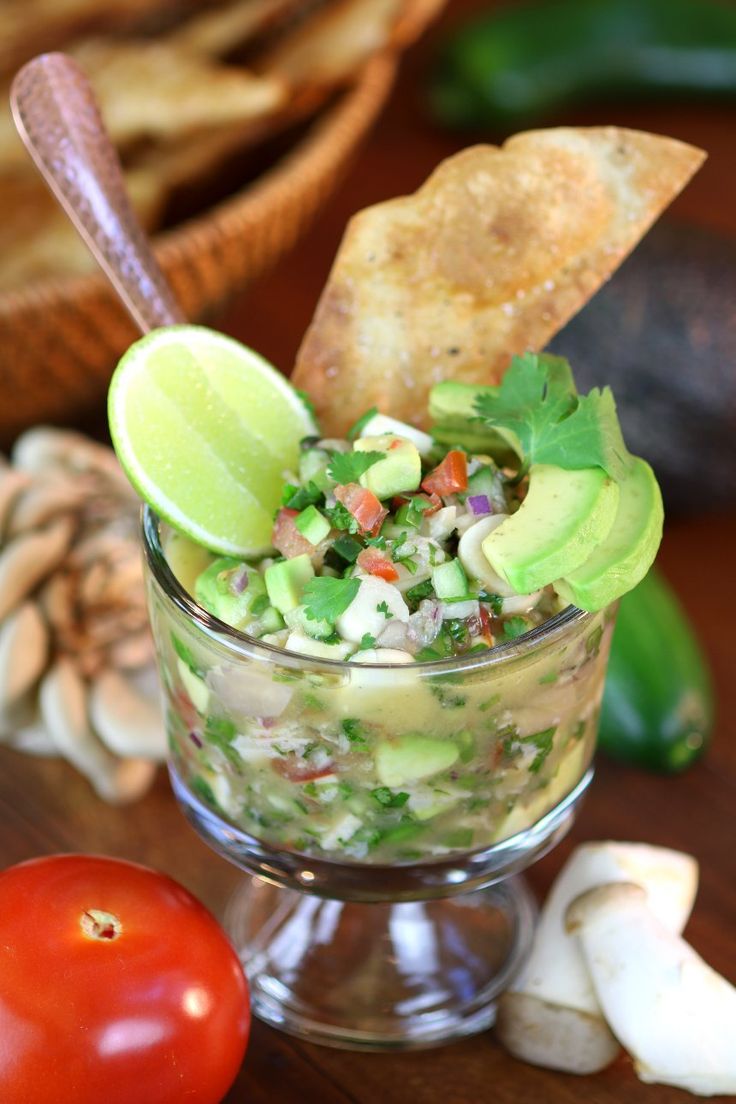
[540,386,630,479]
[376,601,392,619]
[357,632,377,651]
[302,576,359,623]
[474,353,631,480]
[328,450,385,485]
[371,787,410,808]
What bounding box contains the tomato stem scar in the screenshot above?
[80,909,122,941]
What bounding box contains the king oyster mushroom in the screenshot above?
[0,429,166,803]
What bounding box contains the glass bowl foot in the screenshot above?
[224,876,537,1051]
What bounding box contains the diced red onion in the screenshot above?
[467,494,492,515]
[229,565,249,594]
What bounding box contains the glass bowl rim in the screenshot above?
[142,506,594,673]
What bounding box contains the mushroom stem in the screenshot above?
[566,882,736,1097]
[496,841,698,1073]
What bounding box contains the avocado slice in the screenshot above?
[482,464,619,593]
[555,457,663,611]
[428,380,517,458]
[376,735,459,787]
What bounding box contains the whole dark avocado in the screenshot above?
[550,223,736,514]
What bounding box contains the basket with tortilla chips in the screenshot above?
[0,0,443,443]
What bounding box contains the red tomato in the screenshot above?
[333,482,387,535]
[356,547,399,582]
[421,450,468,496]
[0,855,250,1104]
[272,507,315,558]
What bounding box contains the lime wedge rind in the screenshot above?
[108,325,317,556]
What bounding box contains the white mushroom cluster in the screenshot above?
[0,428,166,804]
[496,841,736,1096]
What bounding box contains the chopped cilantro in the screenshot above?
[478,694,500,712]
[346,406,379,440]
[328,449,385,485]
[204,715,237,754]
[332,535,362,563]
[302,576,359,622]
[191,775,218,808]
[405,578,434,604]
[538,670,559,684]
[357,632,377,651]
[371,787,410,808]
[430,683,467,709]
[478,590,504,616]
[376,600,392,619]
[363,533,387,550]
[302,694,322,710]
[395,496,433,530]
[171,633,202,676]
[500,616,531,641]
[341,718,369,748]
[523,726,557,773]
[283,480,323,510]
[474,352,631,480]
[337,781,354,799]
[250,593,271,616]
[324,501,360,533]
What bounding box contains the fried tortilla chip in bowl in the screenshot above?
[0,0,444,444]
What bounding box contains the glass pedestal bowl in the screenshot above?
[143,509,615,1051]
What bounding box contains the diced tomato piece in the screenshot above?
[478,604,495,646]
[356,547,399,582]
[273,757,335,783]
[421,451,468,496]
[272,507,315,558]
[334,483,388,536]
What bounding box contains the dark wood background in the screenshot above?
[1,1,734,1101]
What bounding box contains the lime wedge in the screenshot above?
[108,325,317,555]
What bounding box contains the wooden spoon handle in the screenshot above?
[10,52,184,333]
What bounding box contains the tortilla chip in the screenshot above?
[0,0,176,74]
[292,127,705,434]
[171,0,302,57]
[0,167,166,290]
[257,0,404,88]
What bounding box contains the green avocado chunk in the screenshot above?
[555,457,664,611]
[195,557,264,628]
[376,735,459,787]
[265,554,314,614]
[356,434,421,499]
[482,464,619,593]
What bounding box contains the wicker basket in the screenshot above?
[0,53,397,445]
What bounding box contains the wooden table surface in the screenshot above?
[2,2,735,1101]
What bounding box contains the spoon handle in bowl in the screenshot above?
[10,52,185,333]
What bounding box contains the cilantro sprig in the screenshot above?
[327,449,385,485]
[474,353,631,481]
[302,576,359,623]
